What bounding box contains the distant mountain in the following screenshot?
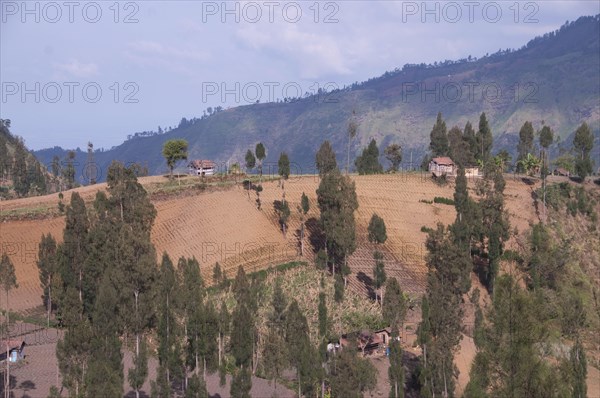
[34,15,600,181]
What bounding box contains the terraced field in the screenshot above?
[260,173,460,297]
[0,173,540,315]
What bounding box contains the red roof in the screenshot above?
[431,157,454,166]
[188,160,216,169]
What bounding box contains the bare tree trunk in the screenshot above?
[300,222,304,257]
[182,322,188,389]
[6,289,10,398]
[46,277,52,327]
[166,293,170,384]
[442,359,448,398]
[297,369,301,398]
[135,291,140,398]
[218,333,222,367]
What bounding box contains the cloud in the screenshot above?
[127,40,209,62]
[235,24,352,80]
[54,59,98,78]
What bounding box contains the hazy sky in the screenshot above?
[1,1,598,150]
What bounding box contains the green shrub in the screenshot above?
[433,196,455,205]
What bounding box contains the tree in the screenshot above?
[573,122,594,181]
[355,138,383,175]
[429,112,448,157]
[86,141,97,185]
[263,329,288,391]
[539,125,554,219]
[162,139,188,180]
[62,150,77,190]
[463,121,478,164]
[87,275,124,397]
[372,251,386,305]
[367,213,387,244]
[448,126,469,167]
[12,139,30,196]
[0,137,9,181]
[330,345,377,398]
[230,366,252,398]
[346,111,359,174]
[318,290,328,339]
[368,213,387,304]
[278,151,290,182]
[255,142,266,183]
[285,300,318,397]
[0,253,18,398]
[217,300,230,368]
[298,192,310,256]
[517,121,535,173]
[569,338,587,398]
[388,338,404,398]
[465,275,563,397]
[316,169,358,284]
[156,253,181,389]
[419,223,471,397]
[230,300,253,396]
[186,373,209,398]
[539,125,554,176]
[270,277,287,329]
[37,233,58,326]
[263,279,288,391]
[61,192,89,309]
[476,112,493,163]
[51,155,61,179]
[316,140,337,177]
[382,278,406,336]
[384,143,403,172]
[105,162,158,395]
[274,200,291,237]
[245,149,256,172]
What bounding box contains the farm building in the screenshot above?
[553,167,571,177]
[0,340,26,363]
[340,327,392,355]
[188,160,216,176]
[464,165,481,177]
[429,157,455,177]
[429,157,480,177]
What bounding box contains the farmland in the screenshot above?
[0,172,540,315]
[4,171,600,398]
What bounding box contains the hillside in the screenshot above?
[32,16,600,182]
[0,172,539,314]
[0,119,50,197]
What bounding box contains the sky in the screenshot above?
[1,0,599,150]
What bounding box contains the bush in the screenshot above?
[567,200,578,216]
[433,196,455,205]
[421,226,434,234]
[419,199,433,204]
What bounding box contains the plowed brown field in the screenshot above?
[0,173,539,314]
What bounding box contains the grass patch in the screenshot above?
[1,309,60,329]
[0,204,59,221]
